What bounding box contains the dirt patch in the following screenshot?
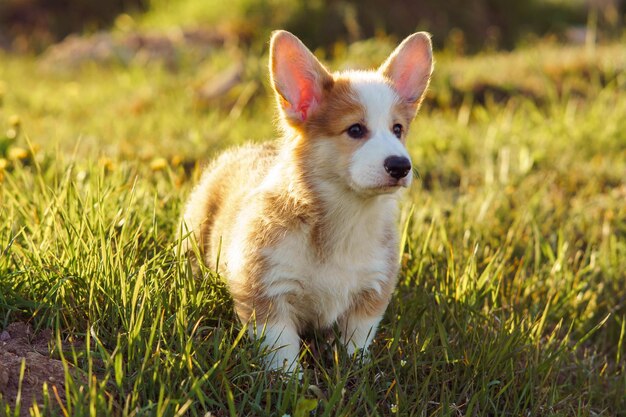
[0,322,80,416]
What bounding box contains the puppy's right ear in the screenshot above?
[270,31,333,126]
[379,32,433,113]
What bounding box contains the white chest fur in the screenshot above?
[259,195,398,328]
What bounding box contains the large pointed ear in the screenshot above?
[270,30,333,125]
[379,32,433,110]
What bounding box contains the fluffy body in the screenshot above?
[180,31,433,371]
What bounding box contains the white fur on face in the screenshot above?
[346,72,412,193]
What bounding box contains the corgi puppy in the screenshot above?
[180,30,433,372]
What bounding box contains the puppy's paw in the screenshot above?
[348,346,372,365]
[269,361,304,382]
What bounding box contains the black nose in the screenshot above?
[384,156,411,179]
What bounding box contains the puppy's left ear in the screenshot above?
[379,32,433,111]
[270,30,333,126]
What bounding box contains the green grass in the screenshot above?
[0,39,625,416]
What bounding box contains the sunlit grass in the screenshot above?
[0,40,625,415]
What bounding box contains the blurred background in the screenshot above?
[0,0,624,53]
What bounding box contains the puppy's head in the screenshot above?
[270,31,433,196]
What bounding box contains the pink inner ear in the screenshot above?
[280,58,320,121]
[395,70,416,101]
[391,60,429,104]
[280,77,318,122]
[295,81,318,121]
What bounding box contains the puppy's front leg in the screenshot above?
[339,313,384,360]
[339,288,391,360]
[252,316,300,372]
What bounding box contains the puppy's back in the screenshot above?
[180,143,277,267]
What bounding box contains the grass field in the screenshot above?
[1,35,625,416]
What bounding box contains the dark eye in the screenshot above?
[393,124,403,139]
[346,123,367,139]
